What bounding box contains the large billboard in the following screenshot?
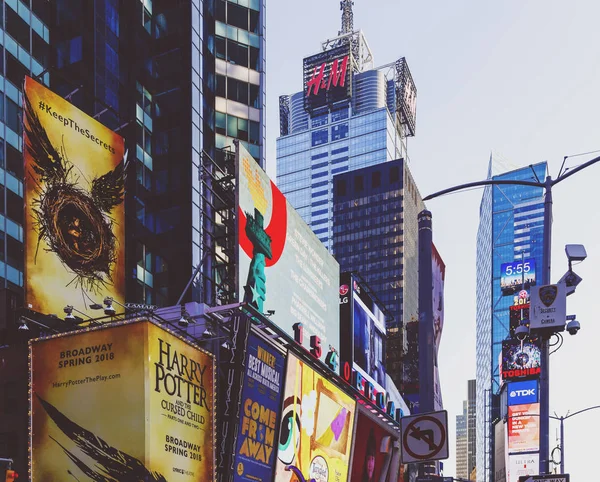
[501,339,541,381]
[30,320,215,481]
[395,58,417,137]
[275,353,356,482]
[494,421,507,482]
[500,259,536,296]
[238,143,340,367]
[349,408,402,482]
[432,243,445,411]
[507,380,538,406]
[23,76,126,316]
[233,333,286,482]
[508,403,540,453]
[303,45,352,112]
[507,453,538,482]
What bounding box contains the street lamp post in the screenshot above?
[554,405,600,473]
[424,154,600,476]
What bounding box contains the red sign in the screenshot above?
[306,55,349,97]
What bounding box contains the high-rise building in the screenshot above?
[475,159,547,482]
[468,378,477,476]
[276,7,416,253]
[331,159,424,390]
[456,401,468,479]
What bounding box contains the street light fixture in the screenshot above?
[423,152,600,476]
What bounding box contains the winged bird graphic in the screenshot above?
[36,395,167,481]
[24,91,127,293]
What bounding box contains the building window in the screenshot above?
[311,128,328,147]
[331,123,348,141]
[354,175,364,192]
[372,171,381,188]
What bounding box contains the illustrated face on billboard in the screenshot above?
[353,295,386,389]
[30,320,215,481]
[508,403,540,453]
[275,353,355,482]
[349,409,402,482]
[432,243,445,357]
[238,144,340,367]
[500,259,536,295]
[23,76,126,316]
[501,340,541,380]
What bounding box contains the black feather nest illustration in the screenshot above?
[24,92,126,293]
[36,395,167,482]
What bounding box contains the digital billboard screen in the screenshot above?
[238,143,340,367]
[275,353,356,482]
[509,304,530,337]
[507,453,538,482]
[303,45,352,112]
[507,380,538,406]
[501,339,541,381]
[508,403,539,453]
[233,334,285,482]
[349,408,402,482]
[500,259,536,295]
[30,320,215,481]
[23,76,126,317]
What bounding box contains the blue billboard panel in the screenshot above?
[233,334,285,482]
[507,380,538,406]
[500,258,536,295]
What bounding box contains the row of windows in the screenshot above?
[215,0,261,32]
[215,111,260,144]
[216,74,260,108]
[214,35,260,71]
[215,21,260,49]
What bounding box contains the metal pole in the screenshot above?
[560,416,565,474]
[539,176,553,474]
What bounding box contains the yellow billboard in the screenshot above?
[23,75,126,316]
[275,353,356,482]
[30,320,215,481]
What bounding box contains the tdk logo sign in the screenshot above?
[507,380,538,405]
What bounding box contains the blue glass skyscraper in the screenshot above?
[475,159,547,482]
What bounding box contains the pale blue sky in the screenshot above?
[266,1,600,479]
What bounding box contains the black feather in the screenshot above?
[23,92,68,184]
[91,154,127,213]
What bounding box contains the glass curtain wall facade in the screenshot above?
[456,401,468,480]
[468,378,477,476]
[475,160,547,482]
[277,68,407,251]
[332,159,424,388]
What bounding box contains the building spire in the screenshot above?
[340,0,354,35]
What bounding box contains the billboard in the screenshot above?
[238,143,340,367]
[507,453,538,482]
[432,243,445,411]
[508,403,540,453]
[349,408,402,482]
[509,304,530,337]
[275,353,356,482]
[30,320,215,481]
[395,58,417,137]
[303,45,352,112]
[507,380,538,406]
[494,421,507,482]
[23,76,126,316]
[500,259,536,295]
[501,340,541,381]
[233,333,286,482]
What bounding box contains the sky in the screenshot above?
[265,1,600,480]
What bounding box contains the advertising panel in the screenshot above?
[494,421,507,482]
[30,320,215,481]
[508,403,540,453]
[501,340,541,381]
[233,333,286,482]
[507,380,538,406]
[395,58,417,137]
[275,353,356,482]
[23,76,126,316]
[238,144,340,367]
[500,259,536,295]
[432,243,445,411]
[303,45,352,112]
[349,408,402,482]
[509,304,530,337]
[507,453,538,482]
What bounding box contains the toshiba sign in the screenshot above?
[507,380,538,406]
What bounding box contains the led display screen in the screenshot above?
[508,403,540,453]
[23,76,126,317]
[238,144,340,367]
[274,353,355,482]
[303,45,352,112]
[30,320,215,481]
[500,259,536,295]
[501,340,541,381]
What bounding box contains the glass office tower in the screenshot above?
[456,401,468,479]
[475,159,547,482]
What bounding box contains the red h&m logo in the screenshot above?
[306,55,349,97]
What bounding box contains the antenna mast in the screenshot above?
[339,0,354,35]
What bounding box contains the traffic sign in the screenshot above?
[518,475,569,482]
[400,410,449,463]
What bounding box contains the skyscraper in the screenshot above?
[468,378,477,477]
[331,159,424,390]
[475,159,547,482]
[456,401,468,479]
[276,8,416,252]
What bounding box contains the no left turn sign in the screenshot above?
[400,410,449,463]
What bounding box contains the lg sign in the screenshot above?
[507,380,538,406]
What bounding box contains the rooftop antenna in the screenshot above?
[339,0,354,35]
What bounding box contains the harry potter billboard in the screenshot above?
[30,320,215,481]
[23,76,126,317]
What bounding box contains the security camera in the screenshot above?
[514,324,529,341]
[558,270,582,296]
[566,319,580,335]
